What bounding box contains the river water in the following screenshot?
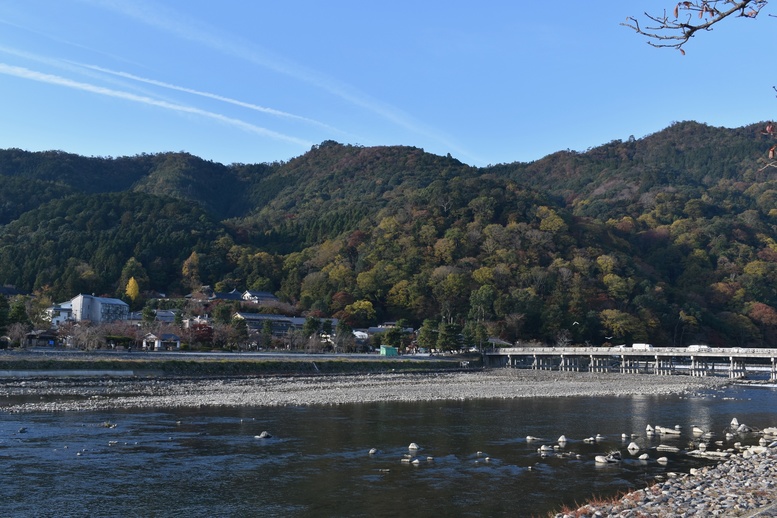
[1,383,776,517]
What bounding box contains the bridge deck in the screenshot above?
[485,347,777,380]
[486,346,777,359]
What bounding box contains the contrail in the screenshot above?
[76,62,339,131]
[0,63,312,147]
[82,0,476,161]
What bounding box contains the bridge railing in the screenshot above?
[486,346,777,358]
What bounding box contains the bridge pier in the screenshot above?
[559,355,583,372]
[728,357,747,379]
[589,355,610,373]
[653,356,674,375]
[690,356,710,377]
[486,347,777,378]
[620,356,641,374]
[532,355,554,370]
[690,356,701,376]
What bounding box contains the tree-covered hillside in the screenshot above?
[490,121,769,221]
[228,141,478,252]
[2,120,777,348]
[0,192,226,298]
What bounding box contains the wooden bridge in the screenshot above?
[485,346,777,381]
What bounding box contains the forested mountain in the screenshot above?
[0,192,226,297]
[230,140,479,252]
[490,121,768,221]
[2,120,777,348]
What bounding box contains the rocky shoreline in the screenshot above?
[556,444,777,517]
[0,369,730,413]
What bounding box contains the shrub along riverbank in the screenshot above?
[0,352,478,377]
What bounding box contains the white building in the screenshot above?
[242,290,280,304]
[70,294,129,323]
[46,301,73,327]
[142,333,181,351]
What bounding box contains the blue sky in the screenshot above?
[0,1,774,167]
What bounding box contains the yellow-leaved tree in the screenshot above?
[125,276,140,304]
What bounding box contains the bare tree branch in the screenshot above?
[623,1,768,52]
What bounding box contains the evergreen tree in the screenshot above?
[417,319,438,351]
[303,316,321,338]
[8,299,30,326]
[142,306,155,325]
[261,320,273,349]
[382,326,401,348]
[230,317,249,349]
[212,302,234,325]
[334,319,354,352]
[436,321,461,352]
[0,294,9,335]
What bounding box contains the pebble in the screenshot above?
[555,445,777,517]
[0,370,731,413]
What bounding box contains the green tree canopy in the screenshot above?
[8,299,30,326]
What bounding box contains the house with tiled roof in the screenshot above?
[233,312,308,335]
[242,291,279,304]
[142,333,181,351]
[211,288,244,301]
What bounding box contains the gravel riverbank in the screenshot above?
[0,369,730,413]
[555,444,777,517]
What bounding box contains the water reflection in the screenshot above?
[0,385,775,517]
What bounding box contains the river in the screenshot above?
[1,383,775,517]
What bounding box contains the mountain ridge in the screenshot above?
[2,120,776,348]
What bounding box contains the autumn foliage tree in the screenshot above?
[118,257,149,297]
[181,251,201,292]
[125,276,140,306]
[339,300,376,328]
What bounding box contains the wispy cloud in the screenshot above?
[0,17,144,69]
[0,43,342,148]
[81,0,474,160]
[75,62,338,131]
[0,62,312,148]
